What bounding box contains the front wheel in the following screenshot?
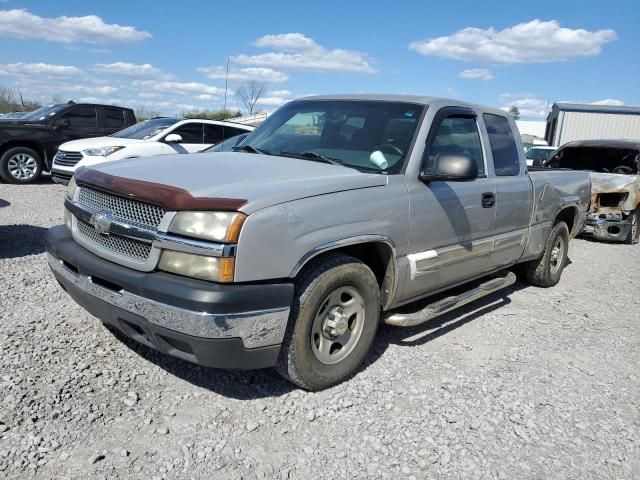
[520,221,570,287]
[0,147,43,184]
[276,253,380,391]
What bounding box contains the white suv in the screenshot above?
[50,118,253,184]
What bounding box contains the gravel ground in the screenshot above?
[1,178,639,479]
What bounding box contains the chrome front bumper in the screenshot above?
[47,253,290,349]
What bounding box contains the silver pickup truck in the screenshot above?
[46,95,591,390]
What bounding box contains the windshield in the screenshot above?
[111,118,179,140]
[238,100,425,173]
[548,146,639,174]
[526,148,555,161]
[22,104,67,121]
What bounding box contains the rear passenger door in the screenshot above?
[100,107,128,136]
[404,107,496,300]
[163,122,204,153]
[482,113,532,269]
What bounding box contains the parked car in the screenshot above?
[525,146,556,167]
[201,132,250,152]
[0,102,135,184]
[0,111,31,120]
[51,119,253,185]
[46,94,591,390]
[544,139,640,244]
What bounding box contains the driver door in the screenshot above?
[403,107,496,301]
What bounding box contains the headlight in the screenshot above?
[168,211,246,242]
[83,146,125,157]
[158,251,235,282]
[66,175,77,199]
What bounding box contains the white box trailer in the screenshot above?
[545,103,640,147]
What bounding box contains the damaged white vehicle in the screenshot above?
[546,140,640,244]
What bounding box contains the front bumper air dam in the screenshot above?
[582,216,632,242]
[45,225,294,369]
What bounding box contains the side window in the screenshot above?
[170,123,203,143]
[483,114,521,176]
[104,108,126,129]
[223,126,249,139]
[203,124,224,144]
[425,115,484,176]
[63,107,97,128]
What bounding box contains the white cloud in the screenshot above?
[270,89,292,97]
[410,19,616,64]
[196,94,214,100]
[590,98,625,106]
[198,66,288,83]
[0,62,81,76]
[92,62,161,77]
[0,9,151,44]
[459,68,493,80]
[132,80,227,97]
[499,93,551,119]
[254,33,317,51]
[232,33,376,74]
[73,85,118,95]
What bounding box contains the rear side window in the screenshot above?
[104,108,126,129]
[170,123,203,143]
[63,107,98,128]
[223,126,249,139]
[204,124,223,144]
[483,114,521,176]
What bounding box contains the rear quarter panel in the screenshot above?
[521,169,591,261]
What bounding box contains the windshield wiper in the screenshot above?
[279,151,345,167]
[232,144,269,155]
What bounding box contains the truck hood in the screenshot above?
[60,136,145,151]
[588,172,640,194]
[86,152,388,213]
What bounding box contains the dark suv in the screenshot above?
[0,101,136,184]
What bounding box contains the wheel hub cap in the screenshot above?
[322,306,349,338]
[7,153,37,180]
[310,286,366,365]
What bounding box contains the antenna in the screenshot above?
[223,57,229,115]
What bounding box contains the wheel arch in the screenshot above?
[554,204,579,236]
[0,140,47,167]
[291,235,398,310]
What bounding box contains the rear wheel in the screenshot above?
[276,253,380,391]
[624,208,639,245]
[521,221,570,288]
[0,147,43,184]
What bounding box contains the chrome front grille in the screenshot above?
[54,150,83,167]
[78,187,165,231]
[77,219,152,261]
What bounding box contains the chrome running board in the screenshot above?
[384,270,517,328]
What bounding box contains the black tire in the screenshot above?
[0,146,43,184]
[521,221,570,288]
[276,253,380,391]
[624,208,639,245]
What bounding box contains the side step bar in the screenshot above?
[384,270,517,328]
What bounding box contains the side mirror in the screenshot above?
[420,153,478,182]
[165,133,182,143]
[53,118,70,129]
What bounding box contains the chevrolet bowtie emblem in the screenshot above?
[90,211,113,235]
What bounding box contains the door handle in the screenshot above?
[482,192,495,208]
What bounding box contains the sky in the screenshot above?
[0,0,638,119]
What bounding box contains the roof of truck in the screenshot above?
[296,94,509,117]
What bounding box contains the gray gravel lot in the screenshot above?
[1,178,639,479]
